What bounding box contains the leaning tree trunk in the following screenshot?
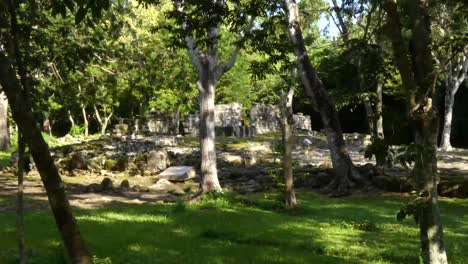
[17,132,25,264]
[283,0,366,196]
[0,55,92,264]
[279,85,296,208]
[198,62,222,193]
[0,91,10,151]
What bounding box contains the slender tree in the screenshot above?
[170,0,254,193]
[0,91,9,150]
[383,0,448,263]
[282,0,367,196]
[0,0,91,262]
[279,67,296,208]
[17,132,25,264]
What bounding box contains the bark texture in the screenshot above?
[279,85,296,208]
[283,0,366,196]
[0,91,10,151]
[440,53,467,151]
[384,1,448,263]
[174,0,252,193]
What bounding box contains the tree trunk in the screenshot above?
[68,110,75,129]
[94,105,113,135]
[0,55,92,264]
[43,112,52,136]
[283,0,365,196]
[375,81,384,139]
[383,1,448,263]
[363,94,376,137]
[17,132,25,264]
[198,63,222,193]
[279,84,296,208]
[0,91,10,151]
[81,104,88,137]
[439,88,455,151]
[439,54,468,151]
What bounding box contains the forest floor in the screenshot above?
[0,133,467,212]
[0,135,467,263]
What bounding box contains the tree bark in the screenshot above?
[81,104,88,137]
[68,110,75,129]
[375,81,384,139]
[440,53,468,151]
[173,0,252,193]
[198,63,222,192]
[384,1,448,263]
[283,0,366,196]
[94,105,113,135]
[279,78,296,208]
[0,50,92,264]
[17,132,25,264]
[0,91,10,151]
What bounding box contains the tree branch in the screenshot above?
[173,0,202,72]
[217,16,255,78]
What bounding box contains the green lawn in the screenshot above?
[0,192,467,264]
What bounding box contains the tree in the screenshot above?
[279,67,296,208]
[432,1,468,151]
[16,133,25,264]
[329,0,385,140]
[163,0,255,193]
[0,91,9,150]
[383,0,448,263]
[0,0,92,262]
[282,0,367,196]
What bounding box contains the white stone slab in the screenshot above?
[158,166,196,181]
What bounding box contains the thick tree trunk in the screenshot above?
[0,91,10,151]
[280,86,296,208]
[413,111,448,264]
[17,132,25,264]
[283,0,365,196]
[0,55,92,264]
[383,1,448,263]
[198,64,222,193]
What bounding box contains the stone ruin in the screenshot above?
[113,110,179,139]
[113,102,312,138]
[182,103,256,138]
[249,103,312,134]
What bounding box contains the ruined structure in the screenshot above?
[113,102,311,138]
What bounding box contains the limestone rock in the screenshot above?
[150,179,185,195]
[158,166,196,181]
[146,150,167,173]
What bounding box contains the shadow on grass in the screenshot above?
[0,191,467,264]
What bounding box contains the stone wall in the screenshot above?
[114,102,312,138]
[249,103,312,134]
[113,110,179,138]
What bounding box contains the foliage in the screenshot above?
[363,138,393,167]
[396,197,430,224]
[69,125,85,136]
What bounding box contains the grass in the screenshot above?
[0,191,467,264]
